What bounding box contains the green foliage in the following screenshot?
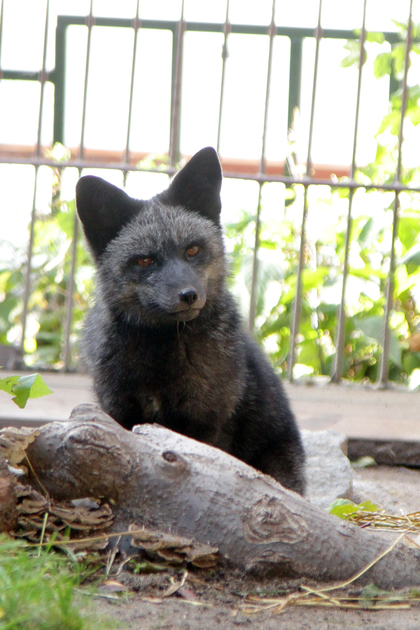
[224,20,420,383]
[2,18,420,392]
[0,535,96,630]
[225,183,420,382]
[0,155,94,370]
[0,373,52,408]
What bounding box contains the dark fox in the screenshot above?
[76,147,305,494]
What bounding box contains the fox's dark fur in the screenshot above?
[76,147,305,494]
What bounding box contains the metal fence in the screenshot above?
[0,0,418,386]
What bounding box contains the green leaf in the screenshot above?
[377,109,400,135]
[401,243,420,266]
[296,339,321,372]
[399,215,420,251]
[357,583,418,607]
[394,264,415,298]
[258,239,278,250]
[357,500,379,511]
[357,217,374,244]
[366,32,385,44]
[351,456,377,469]
[390,19,406,31]
[354,315,383,342]
[284,186,296,206]
[56,208,77,238]
[0,373,52,409]
[328,498,355,509]
[350,266,386,281]
[404,355,420,379]
[359,583,389,608]
[373,52,391,78]
[302,267,330,292]
[0,375,20,395]
[329,500,360,519]
[341,40,363,68]
[389,329,402,368]
[407,105,420,125]
[328,498,378,519]
[0,297,19,325]
[391,42,408,79]
[354,316,401,367]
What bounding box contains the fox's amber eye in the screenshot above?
[137,257,153,267]
[187,245,199,258]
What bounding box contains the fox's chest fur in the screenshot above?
[84,296,246,447]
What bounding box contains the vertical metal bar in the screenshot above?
[248,185,264,321]
[36,0,50,158]
[377,0,413,387]
[79,0,94,160]
[62,0,94,370]
[331,0,367,383]
[53,20,66,145]
[124,0,141,168]
[216,0,230,154]
[169,0,185,166]
[62,216,78,371]
[20,0,50,354]
[288,38,303,131]
[0,0,4,115]
[287,0,323,380]
[20,175,38,354]
[0,0,4,60]
[248,0,277,332]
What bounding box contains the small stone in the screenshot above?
[301,429,353,509]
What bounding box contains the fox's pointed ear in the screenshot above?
[158,147,222,225]
[76,176,140,259]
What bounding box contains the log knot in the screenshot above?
[158,450,190,479]
[162,450,179,463]
[244,495,309,545]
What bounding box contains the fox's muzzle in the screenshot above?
[156,260,207,321]
[171,284,206,321]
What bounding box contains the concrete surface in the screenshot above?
[1,372,419,464]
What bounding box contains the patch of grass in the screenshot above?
[0,535,101,630]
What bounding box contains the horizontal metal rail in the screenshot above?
[0,153,418,192]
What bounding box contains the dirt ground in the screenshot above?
[82,465,420,630]
[87,583,420,630]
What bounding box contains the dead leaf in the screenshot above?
[408,332,420,352]
[100,580,127,593]
[162,581,183,598]
[178,587,197,601]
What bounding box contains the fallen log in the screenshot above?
[23,403,420,589]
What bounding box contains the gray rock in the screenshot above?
[301,429,353,508]
[301,430,418,515]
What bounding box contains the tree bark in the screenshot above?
[25,403,420,589]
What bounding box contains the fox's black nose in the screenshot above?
[179,287,198,305]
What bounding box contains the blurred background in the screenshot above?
[1,0,420,388]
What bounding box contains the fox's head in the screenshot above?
[76,147,226,326]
